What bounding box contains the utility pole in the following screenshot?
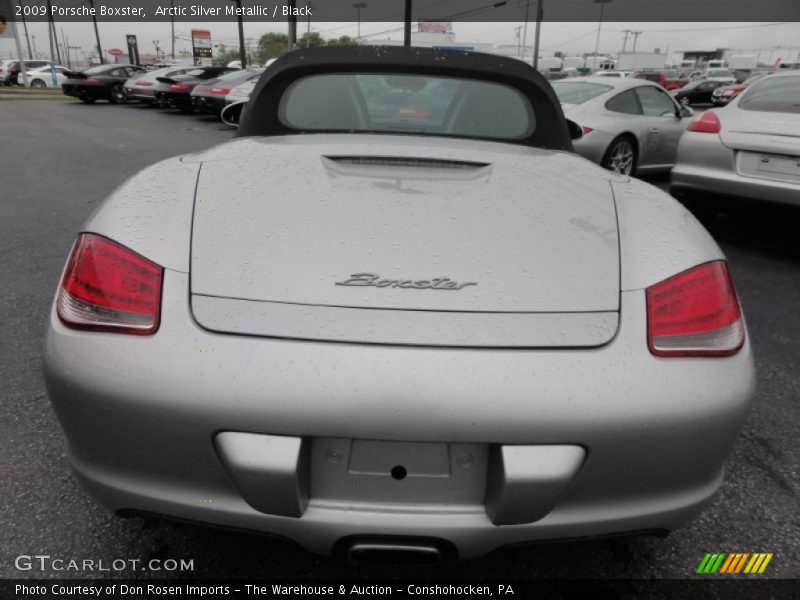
[592,0,613,64]
[306,2,312,47]
[514,25,522,57]
[88,0,104,63]
[403,0,412,47]
[62,28,70,68]
[46,0,61,64]
[18,0,33,59]
[287,0,297,50]
[170,0,175,59]
[631,30,642,53]
[532,0,543,70]
[521,0,530,60]
[621,29,630,53]
[352,2,367,40]
[7,0,29,85]
[31,35,38,59]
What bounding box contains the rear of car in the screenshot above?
[0,60,20,85]
[154,67,236,112]
[672,72,800,207]
[62,65,144,103]
[124,66,193,104]
[43,47,755,559]
[191,69,262,116]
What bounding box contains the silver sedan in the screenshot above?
[553,76,694,175]
[671,71,800,209]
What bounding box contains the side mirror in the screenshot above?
[679,106,694,118]
[220,101,246,127]
[565,119,583,141]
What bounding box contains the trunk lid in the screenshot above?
[188,135,620,346]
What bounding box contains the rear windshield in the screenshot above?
[739,76,800,114]
[278,73,535,141]
[551,82,612,105]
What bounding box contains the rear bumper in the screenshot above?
[62,84,109,100]
[192,95,227,114]
[671,132,800,207]
[43,271,755,558]
[125,87,156,102]
[156,90,192,109]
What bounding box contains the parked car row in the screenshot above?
[60,63,264,119]
[552,70,800,212]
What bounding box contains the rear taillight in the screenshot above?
[646,261,744,357]
[687,111,721,134]
[57,234,163,335]
[171,83,190,91]
[136,81,153,87]
[83,78,102,84]
[581,126,594,135]
[210,87,230,95]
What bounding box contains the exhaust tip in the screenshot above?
[348,542,441,566]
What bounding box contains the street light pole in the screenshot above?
[352,2,367,40]
[18,0,34,59]
[403,0,412,47]
[592,0,613,65]
[532,0,543,70]
[228,0,246,67]
[88,0,103,64]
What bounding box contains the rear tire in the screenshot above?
[109,84,127,104]
[31,79,46,89]
[601,135,638,176]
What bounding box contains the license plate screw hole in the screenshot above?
[391,465,407,480]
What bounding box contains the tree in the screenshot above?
[257,32,289,63]
[297,31,325,48]
[329,36,357,47]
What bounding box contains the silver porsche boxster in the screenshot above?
[44,47,754,563]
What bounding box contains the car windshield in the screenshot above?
[739,76,800,114]
[278,73,535,141]
[551,82,613,104]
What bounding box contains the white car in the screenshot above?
[17,63,67,88]
[595,70,633,79]
[705,69,737,84]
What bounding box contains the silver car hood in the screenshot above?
[188,135,620,346]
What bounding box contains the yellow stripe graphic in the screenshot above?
[744,554,761,574]
[758,553,773,574]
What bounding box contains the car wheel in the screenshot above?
[31,79,46,89]
[679,96,690,107]
[602,136,637,176]
[109,84,128,104]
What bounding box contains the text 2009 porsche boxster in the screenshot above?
[44,47,754,563]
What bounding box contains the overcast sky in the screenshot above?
[2,20,799,62]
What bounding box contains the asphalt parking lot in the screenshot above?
[1,99,797,580]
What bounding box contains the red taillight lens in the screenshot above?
[136,81,153,87]
[83,78,101,84]
[170,83,190,91]
[57,234,163,335]
[581,126,594,135]
[646,261,744,357]
[687,111,721,134]
[210,87,230,95]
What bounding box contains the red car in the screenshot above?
[712,71,774,106]
[633,70,690,91]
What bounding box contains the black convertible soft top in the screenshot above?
[236,45,572,152]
